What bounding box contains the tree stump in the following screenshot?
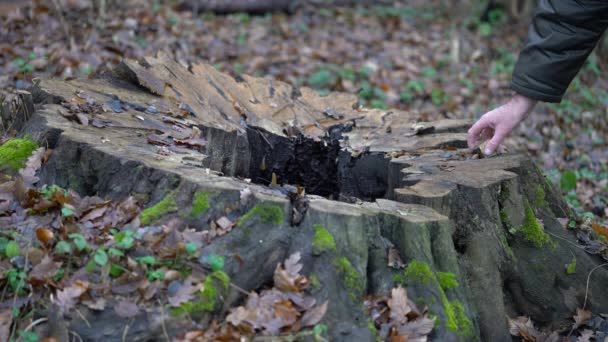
[12,53,608,341]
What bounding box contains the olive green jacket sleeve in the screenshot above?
[511,0,608,103]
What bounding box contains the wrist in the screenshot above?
[508,93,537,120]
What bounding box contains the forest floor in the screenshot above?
[1,0,608,341]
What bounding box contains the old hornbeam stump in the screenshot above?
[12,53,608,341]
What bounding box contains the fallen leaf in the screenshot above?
[578,330,594,342]
[388,286,411,325]
[273,252,308,292]
[0,310,11,342]
[397,316,435,339]
[35,227,54,245]
[168,277,200,307]
[300,301,328,327]
[55,280,89,314]
[18,147,45,186]
[114,300,140,318]
[508,316,541,341]
[573,308,593,330]
[29,255,62,283]
[216,216,233,230]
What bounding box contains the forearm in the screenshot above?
[511,0,608,103]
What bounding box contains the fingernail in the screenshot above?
[484,148,492,155]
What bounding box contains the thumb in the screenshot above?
[484,127,508,155]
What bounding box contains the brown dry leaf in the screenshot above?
[387,247,405,269]
[573,308,593,329]
[508,316,541,341]
[300,301,328,328]
[273,252,307,292]
[591,223,608,239]
[397,316,435,340]
[168,277,200,307]
[114,300,140,318]
[577,330,594,342]
[35,227,54,245]
[273,300,299,327]
[216,216,233,230]
[82,298,106,311]
[388,286,411,325]
[0,310,11,342]
[18,147,45,186]
[55,280,89,314]
[29,255,62,283]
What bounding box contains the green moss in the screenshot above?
[398,260,472,338]
[451,299,473,337]
[190,191,209,218]
[534,185,548,207]
[171,271,230,316]
[0,138,38,172]
[500,209,511,229]
[312,225,336,255]
[198,270,230,312]
[499,233,515,260]
[309,273,321,290]
[520,204,554,248]
[403,260,434,285]
[437,272,459,290]
[565,255,576,275]
[334,256,364,300]
[140,193,178,225]
[367,320,379,341]
[237,204,284,227]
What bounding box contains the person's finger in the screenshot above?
[480,127,493,142]
[467,117,489,150]
[485,126,509,155]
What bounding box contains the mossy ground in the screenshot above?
[396,260,472,338]
[190,191,209,218]
[0,138,37,172]
[334,256,364,300]
[140,192,178,225]
[237,204,284,227]
[312,224,336,255]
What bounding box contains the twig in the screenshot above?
[158,299,170,342]
[74,308,90,328]
[69,330,84,342]
[122,318,133,342]
[23,317,48,333]
[583,262,608,310]
[545,231,586,250]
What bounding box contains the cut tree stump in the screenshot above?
[10,52,608,341]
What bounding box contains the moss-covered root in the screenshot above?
[0,138,38,172]
[397,260,473,339]
[140,192,178,225]
[190,191,210,218]
[334,256,364,300]
[312,224,336,255]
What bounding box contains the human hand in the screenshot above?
[467,94,537,155]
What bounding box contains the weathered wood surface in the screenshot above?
[12,53,608,341]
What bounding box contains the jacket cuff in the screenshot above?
[510,80,563,103]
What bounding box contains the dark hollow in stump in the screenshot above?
[11,52,608,341]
